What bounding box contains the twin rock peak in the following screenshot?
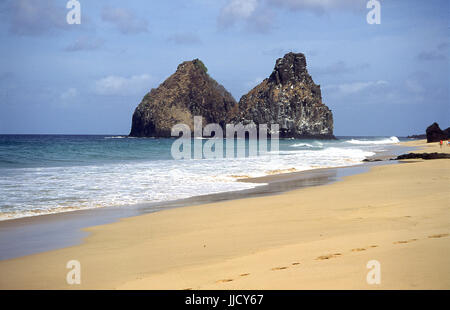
[130,52,335,139]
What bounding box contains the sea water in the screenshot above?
[0,135,402,220]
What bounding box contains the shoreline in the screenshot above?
[1,140,448,289]
[0,142,413,260]
[0,161,387,260]
[0,136,411,224]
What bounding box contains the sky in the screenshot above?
[0,0,448,136]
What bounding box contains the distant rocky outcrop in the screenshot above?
[235,52,334,139]
[426,122,450,143]
[130,53,335,139]
[406,134,427,139]
[129,59,238,137]
[395,153,450,160]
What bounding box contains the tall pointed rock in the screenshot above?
[236,52,334,139]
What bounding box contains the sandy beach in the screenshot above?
[0,140,449,290]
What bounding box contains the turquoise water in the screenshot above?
[0,135,403,220]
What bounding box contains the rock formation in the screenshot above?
[395,153,450,160]
[235,52,334,139]
[406,134,427,139]
[426,122,450,143]
[129,59,238,137]
[129,53,335,139]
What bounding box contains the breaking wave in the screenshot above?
[346,136,399,145]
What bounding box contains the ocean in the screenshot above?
[0,135,403,221]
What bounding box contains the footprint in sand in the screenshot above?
[291,262,300,266]
[315,253,342,260]
[216,279,234,283]
[271,266,289,271]
[239,273,250,277]
[428,233,449,239]
[351,248,366,252]
[393,239,418,244]
[351,245,379,252]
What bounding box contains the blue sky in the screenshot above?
[0,0,448,136]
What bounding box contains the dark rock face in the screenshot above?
[395,153,450,160]
[426,122,450,143]
[129,59,238,137]
[235,52,334,139]
[362,158,383,162]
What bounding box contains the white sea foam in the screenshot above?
[104,136,127,139]
[346,136,400,145]
[289,143,314,148]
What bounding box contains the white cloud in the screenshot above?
[267,0,365,13]
[217,0,275,33]
[101,6,148,34]
[325,80,388,94]
[218,0,259,28]
[94,74,152,96]
[224,0,258,19]
[5,0,68,36]
[217,0,362,32]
